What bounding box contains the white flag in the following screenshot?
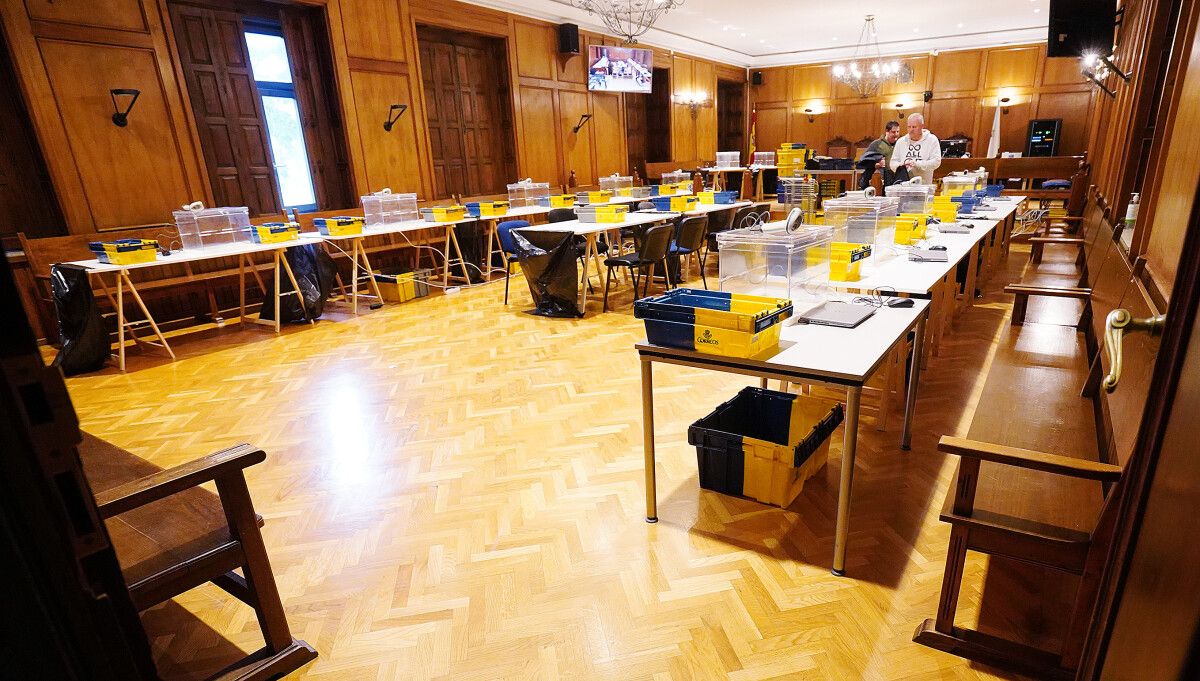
[986,105,1001,158]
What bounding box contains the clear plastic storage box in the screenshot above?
[777,176,819,213]
[752,151,776,167]
[361,189,419,229]
[715,151,741,168]
[599,174,633,193]
[884,182,937,214]
[661,169,691,185]
[173,204,251,250]
[820,195,900,269]
[507,179,551,207]
[716,225,834,302]
[941,173,978,196]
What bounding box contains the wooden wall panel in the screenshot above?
[39,40,193,228]
[339,0,406,62]
[753,66,789,103]
[513,20,554,80]
[927,96,978,145]
[984,46,1040,89]
[349,69,424,195]
[789,65,829,103]
[516,86,559,182]
[883,56,930,96]
[694,60,717,161]
[789,111,827,152]
[559,89,594,185]
[1036,90,1095,156]
[24,0,147,33]
[933,49,982,92]
[1042,56,1087,86]
[755,106,789,153]
[831,102,876,148]
[591,93,625,176]
[990,101,1032,154]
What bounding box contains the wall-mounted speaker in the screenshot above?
[557,24,580,54]
[923,90,933,102]
[751,71,764,86]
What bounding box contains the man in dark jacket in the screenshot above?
[859,121,902,189]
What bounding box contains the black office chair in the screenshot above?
[603,223,674,312]
[547,208,576,223]
[708,204,754,254]
[670,215,709,289]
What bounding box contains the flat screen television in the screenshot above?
[587,45,653,93]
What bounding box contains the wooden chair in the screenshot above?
[79,432,317,679]
[826,137,852,159]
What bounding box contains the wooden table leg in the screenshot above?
[833,385,862,576]
[902,312,926,451]
[274,250,283,330]
[441,226,452,288]
[239,255,247,324]
[116,272,125,372]
[641,357,658,523]
[447,224,471,283]
[962,242,980,310]
[278,248,314,325]
[121,271,174,361]
[350,239,360,316]
[357,241,385,303]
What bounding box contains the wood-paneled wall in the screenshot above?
[1,0,744,235]
[751,43,1096,159]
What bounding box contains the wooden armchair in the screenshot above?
[80,433,316,680]
[914,437,1123,681]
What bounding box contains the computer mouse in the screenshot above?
[930,245,947,251]
[887,298,915,308]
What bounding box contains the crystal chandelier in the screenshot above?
[831,15,904,98]
[570,0,685,45]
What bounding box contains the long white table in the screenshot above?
[314,216,477,311]
[65,236,325,370]
[637,299,931,576]
[517,211,679,313]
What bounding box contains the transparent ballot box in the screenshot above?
[661,169,691,185]
[752,151,776,167]
[172,204,251,250]
[884,182,937,214]
[941,173,978,197]
[715,225,834,302]
[599,174,634,194]
[715,151,741,168]
[820,195,900,271]
[507,179,551,207]
[776,176,819,213]
[361,189,419,229]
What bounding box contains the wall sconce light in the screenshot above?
[1081,52,1131,98]
[571,113,593,134]
[894,102,907,120]
[803,108,816,123]
[383,104,408,132]
[678,92,706,117]
[110,88,140,127]
[999,96,1011,114]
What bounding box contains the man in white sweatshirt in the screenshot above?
[890,113,942,184]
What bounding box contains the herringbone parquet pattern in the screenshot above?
[62,255,1040,680]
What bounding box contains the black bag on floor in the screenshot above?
[260,243,337,323]
[512,229,582,318]
[453,222,486,284]
[50,264,109,375]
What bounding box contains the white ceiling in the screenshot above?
[465,0,1051,68]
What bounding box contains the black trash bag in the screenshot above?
[260,243,337,323]
[453,222,486,283]
[512,229,582,318]
[50,264,109,375]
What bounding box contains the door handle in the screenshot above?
[1103,308,1165,393]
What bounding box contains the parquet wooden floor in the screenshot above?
[61,252,1044,680]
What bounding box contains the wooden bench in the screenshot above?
[914,210,1161,679]
[79,432,316,679]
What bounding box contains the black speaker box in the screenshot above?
[1047,0,1117,57]
[558,24,580,54]
[751,71,764,86]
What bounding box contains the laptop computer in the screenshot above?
[794,301,876,328]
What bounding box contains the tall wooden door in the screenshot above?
[417,26,515,199]
[169,2,281,215]
[717,80,746,156]
[0,31,64,239]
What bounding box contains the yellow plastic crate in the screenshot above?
[741,396,840,507]
[88,239,158,265]
[375,271,418,303]
[315,216,364,236]
[892,217,920,245]
[615,187,634,197]
[635,289,793,359]
[830,242,871,282]
[577,204,630,223]
[579,190,614,204]
[467,201,509,217]
[539,194,576,208]
[251,222,300,244]
[421,205,467,222]
[899,213,932,239]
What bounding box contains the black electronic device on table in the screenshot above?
[1026,118,1062,157]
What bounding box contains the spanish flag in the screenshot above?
[749,107,757,158]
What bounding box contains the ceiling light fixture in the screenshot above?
[570,0,685,45]
[831,15,908,98]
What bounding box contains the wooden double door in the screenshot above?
[416,26,516,199]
